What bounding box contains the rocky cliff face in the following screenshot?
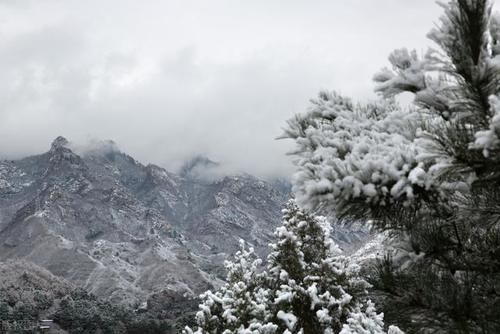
[0,137,290,304]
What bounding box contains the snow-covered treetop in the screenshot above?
[373,49,427,98]
[283,0,500,221]
[282,91,437,218]
[225,240,263,285]
[375,0,498,122]
[374,0,500,182]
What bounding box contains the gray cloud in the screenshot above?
[0,0,483,178]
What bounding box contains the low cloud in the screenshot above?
[0,0,447,179]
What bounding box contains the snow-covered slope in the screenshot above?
[0,137,290,304]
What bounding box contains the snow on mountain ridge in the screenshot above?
[0,136,291,305]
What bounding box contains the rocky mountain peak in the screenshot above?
[45,137,88,182]
[50,136,70,150]
[48,136,78,161]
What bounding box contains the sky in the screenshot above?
[0,0,489,178]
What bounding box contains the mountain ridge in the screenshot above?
[0,136,290,305]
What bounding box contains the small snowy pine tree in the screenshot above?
[184,241,276,334]
[185,201,402,333]
[268,200,368,334]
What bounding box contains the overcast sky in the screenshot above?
[0,0,493,178]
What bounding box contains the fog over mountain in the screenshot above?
[0,0,453,178]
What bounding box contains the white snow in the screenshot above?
[277,311,297,330]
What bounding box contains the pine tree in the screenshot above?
[185,201,402,333]
[268,200,369,334]
[185,241,277,334]
[282,0,500,331]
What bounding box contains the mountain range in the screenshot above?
[0,137,292,306]
[0,136,369,314]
